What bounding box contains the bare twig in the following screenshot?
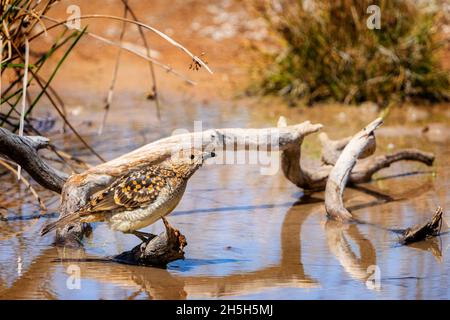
[26,13,212,73]
[0,158,46,210]
[120,0,161,120]
[24,14,196,85]
[98,3,128,135]
[8,35,106,162]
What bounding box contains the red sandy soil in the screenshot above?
[24,0,264,107]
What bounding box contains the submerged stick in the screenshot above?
[113,217,186,267]
[400,207,444,245]
[17,38,30,180]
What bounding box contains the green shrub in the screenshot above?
[253,0,449,106]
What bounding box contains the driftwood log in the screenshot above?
[278,117,434,192]
[322,118,435,221]
[0,117,436,266]
[324,118,383,221]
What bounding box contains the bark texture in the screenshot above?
[0,127,67,193]
[113,217,187,266]
[324,118,384,221]
[400,207,443,245]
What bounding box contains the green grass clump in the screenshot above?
[253,0,450,106]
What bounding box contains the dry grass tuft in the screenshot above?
[252,0,450,106]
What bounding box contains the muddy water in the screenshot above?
[0,96,449,299]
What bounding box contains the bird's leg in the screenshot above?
[161,216,171,229]
[131,230,157,242]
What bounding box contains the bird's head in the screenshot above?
[169,149,215,179]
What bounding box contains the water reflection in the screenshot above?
[325,221,376,283]
[0,195,322,299]
[408,239,443,263]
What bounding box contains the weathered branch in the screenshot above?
[319,131,376,166]
[278,116,330,190]
[57,121,323,251]
[400,207,443,245]
[280,118,434,192]
[350,149,435,184]
[325,118,383,221]
[0,127,68,193]
[280,117,377,191]
[113,217,187,266]
[59,120,324,211]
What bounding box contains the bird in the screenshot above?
[41,149,215,241]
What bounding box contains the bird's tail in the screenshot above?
[41,212,81,236]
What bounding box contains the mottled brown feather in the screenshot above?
[79,166,177,216]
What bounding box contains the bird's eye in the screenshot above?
[190,154,195,160]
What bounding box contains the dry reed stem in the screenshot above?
[17,38,29,181]
[25,12,212,73]
[0,158,46,210]
[98,4,128,135]
[8,38,106,163]
[120,0,161,119]
[33,15,196,85]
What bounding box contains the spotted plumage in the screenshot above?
[41,150,216,238]
[84,167,175,213]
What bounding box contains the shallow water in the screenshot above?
[0,97,449,300]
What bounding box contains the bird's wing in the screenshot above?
[79,166,177,215]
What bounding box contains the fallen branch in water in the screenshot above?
[400,207,444,245]
[280,118,434,191]
[324,118,384,221]
[113,217,187,267]
[56,120,323,250]
[1,117,437,265]
[349,149,435,184]
[319,131,376,166]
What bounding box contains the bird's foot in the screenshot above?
[132,230,157,243]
